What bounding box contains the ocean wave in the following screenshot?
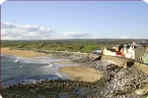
[1,55,72,87]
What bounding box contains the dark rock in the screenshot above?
[96,63,148,98]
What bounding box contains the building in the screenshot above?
[103,48,117,56]
[98,41,148,63]
[124,46,135,59]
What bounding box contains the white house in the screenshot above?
[103,48,117,56]
[124,46,135,59]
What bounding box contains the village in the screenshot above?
[94,41,148,64]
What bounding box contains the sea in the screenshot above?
[1,55,107,97]
[1,55,71,87]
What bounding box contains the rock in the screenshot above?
[135,83,148,96]
[2,51,148,98]
[135,88,148,95]
[94,62,148,98]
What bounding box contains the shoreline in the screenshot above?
[60,66,103,83]
[1,47,103,83]
[1,47,148,97]
[1,48,47,58]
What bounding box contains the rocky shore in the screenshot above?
[66,53,148,98]
[1,48,148,98]
[2,62,148,98]
[96,63,148,98]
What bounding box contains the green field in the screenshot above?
[1,39,148,53]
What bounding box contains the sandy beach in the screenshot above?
[1,47,102,82]
[1,48,47,58]
[1,47,148,97]
[60,66,103,82]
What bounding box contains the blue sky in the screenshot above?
[1,1,148,40]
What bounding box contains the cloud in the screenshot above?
[1,22,91,40]
[62,32,90,38]
[0,0,6,5]
[3,22,146,40]
[1,22,55,40]
[144,0,148,4]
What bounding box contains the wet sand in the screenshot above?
[1,48,47,58]
[1,47,102,83]
[60,66,103,82]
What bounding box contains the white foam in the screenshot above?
[2,55,78,87]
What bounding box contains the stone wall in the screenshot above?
[101,55,132,68]
[101,55,148,74]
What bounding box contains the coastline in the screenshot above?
[1,47,102,83]
[1,47,148,97]
[1,48,47,58]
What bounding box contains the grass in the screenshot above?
[2,39,145,53]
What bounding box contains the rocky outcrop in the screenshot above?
[134,62,148,74]
[94,61,148,98]
[2,79,103,98]
[101,55,134,68]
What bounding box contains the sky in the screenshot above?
[1,1,148,40]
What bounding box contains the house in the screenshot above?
[99,41,147,62]
[103,48,117,56]
[112,45,120,52]
[102,42,136,59]
[124,46,135,59]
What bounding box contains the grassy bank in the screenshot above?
[2,39,142,53]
